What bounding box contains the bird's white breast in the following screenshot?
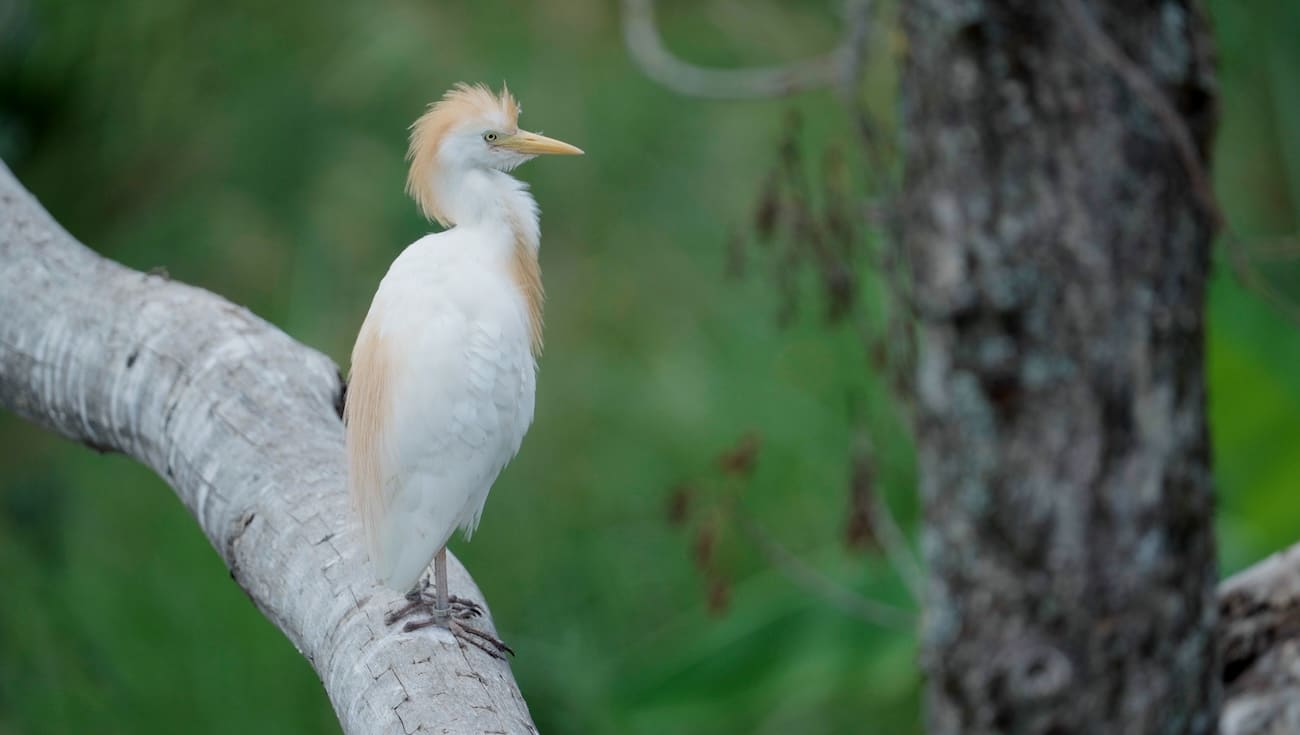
[353,225,537,590]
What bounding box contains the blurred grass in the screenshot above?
[0,1,1297,733]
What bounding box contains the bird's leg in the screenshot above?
[430,553,485,617]
[433,545,450,617]
[383,548,513,659]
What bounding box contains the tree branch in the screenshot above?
[0,161,537,735]
[620,0,871,99]
[1219,544,1300,735]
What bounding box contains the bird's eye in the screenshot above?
[483,132,498,143]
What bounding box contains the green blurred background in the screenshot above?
[0,1,1296,733]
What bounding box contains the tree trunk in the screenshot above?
[0,161,538,735]
[900,0,1219,731]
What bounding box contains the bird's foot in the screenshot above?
[386,593,482,625]
[388,576,482,624]
[401,615,515,660]
[385,581,509,659]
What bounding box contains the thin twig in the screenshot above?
[736,511,915,629]
[1238,237,1300,260]
[871,485,924,602]
[1220,230,1300,328]
[854,433,926,603]
[621,0,866,99]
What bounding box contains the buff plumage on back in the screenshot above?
[510,235,545,358]
[405,83,519,226]
[344,321,393,570]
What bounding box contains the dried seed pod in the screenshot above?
[666,483,693,527]
[753,172,782,243]
[717,432,762,478]
[845,436,882,552]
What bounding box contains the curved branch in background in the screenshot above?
[0,162,537,735]
[621,0,871,99]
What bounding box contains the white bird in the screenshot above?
[344,83,582,656]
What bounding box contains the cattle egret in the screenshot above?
[345,83,582,657]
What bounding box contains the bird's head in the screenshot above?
[406,82,583,225]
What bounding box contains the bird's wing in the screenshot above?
[344,316,397,576]
[381,317,532,591]
[346,261,535,592]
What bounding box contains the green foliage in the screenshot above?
[0,0,1296,733]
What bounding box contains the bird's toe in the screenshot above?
[448,618,514,660]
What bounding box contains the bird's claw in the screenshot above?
[448,595,484,619]
[400,616,514,660]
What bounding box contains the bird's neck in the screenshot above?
[432,169,540,252]
[432,168,545,357]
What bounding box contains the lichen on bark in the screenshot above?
[901,1,1219,731]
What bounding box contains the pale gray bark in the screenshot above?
[0,161,537,735]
